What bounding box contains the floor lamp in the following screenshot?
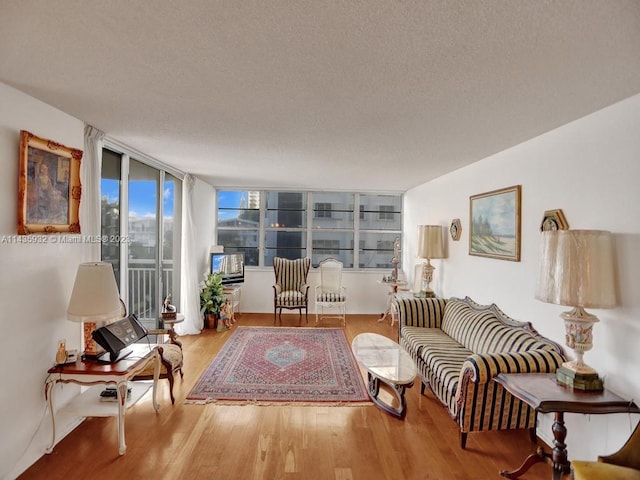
[535,230,616,390]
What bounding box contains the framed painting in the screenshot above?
[17,130,83,234]
[469,185,521,261]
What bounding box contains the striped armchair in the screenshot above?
[272,257,311,324]
[397,296,566,448]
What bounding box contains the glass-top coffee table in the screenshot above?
[351,333,417,418]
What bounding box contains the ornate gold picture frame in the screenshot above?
[18,130,83,234]
[469,185,521,261]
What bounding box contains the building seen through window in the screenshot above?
[217,191,402,268]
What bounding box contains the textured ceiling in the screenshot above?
[1,1,639,191]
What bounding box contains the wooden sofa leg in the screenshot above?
[460,432,468,449]
[420,381,426,395]
[529,427,537,444]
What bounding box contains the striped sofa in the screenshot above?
[396,296,565,448]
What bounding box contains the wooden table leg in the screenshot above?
[551,412,571,480]
[366,372,412,419]
[500,446,549,479]
[500,411,572,480]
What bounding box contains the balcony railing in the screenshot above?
[105,259,174,329]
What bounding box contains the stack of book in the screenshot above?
[99,386,132,402]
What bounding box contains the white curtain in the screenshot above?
[83,124,105,260]
[176,173,203,334]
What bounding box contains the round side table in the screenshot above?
[161,313,184,347]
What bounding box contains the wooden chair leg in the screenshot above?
[529,427,537,444]
[461,432,468,449]
[167,370,175,405]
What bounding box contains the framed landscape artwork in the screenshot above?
[469,185,521,261]
[17,130,83,234]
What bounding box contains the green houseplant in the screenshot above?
[199,272,225,328]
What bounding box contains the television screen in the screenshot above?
[210,252,245,285]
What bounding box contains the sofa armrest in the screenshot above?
[395,297,447,328]
[460,350,565,384]
[453,350,564,437]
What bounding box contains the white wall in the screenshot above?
[239,269,390,316]
[403,93,640,461]
[0,83,92,479]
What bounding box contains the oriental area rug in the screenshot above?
[186,326,370,405]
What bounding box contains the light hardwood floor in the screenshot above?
[22,314,554,480]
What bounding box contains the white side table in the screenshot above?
[223,285,242,321]
[45,345,161,455]
[377,280,408,325]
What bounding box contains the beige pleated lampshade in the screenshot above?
[535,230,616,309]
[417,225,445,259]
[67,262,122,323]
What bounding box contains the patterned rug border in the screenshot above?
[184,399,372,406]
[186,326,371,406]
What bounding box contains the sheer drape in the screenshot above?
[83,124,105,260]
[176,173,202,334]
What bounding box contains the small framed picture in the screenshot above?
[18,130,83,234]
[450,218,462,241]
[540,209,569,232]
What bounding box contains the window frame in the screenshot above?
[216,190,403,270]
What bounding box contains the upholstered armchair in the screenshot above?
[315,258,347,327]
[132,328,184,404]
[572,422,640,480]
[273,257,311,324]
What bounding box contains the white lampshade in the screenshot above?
[417,225,445,259]
[535,230,616,309]
[67,262,122,323]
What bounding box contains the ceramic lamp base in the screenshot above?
[82,321,105,359]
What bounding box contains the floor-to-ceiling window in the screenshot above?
[101,146,182,329]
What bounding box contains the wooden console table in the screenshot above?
[494,373,639,480]
[45,345,161,455]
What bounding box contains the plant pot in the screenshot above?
[205,313,218,329]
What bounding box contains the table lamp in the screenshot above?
[416,225,446,297]
[535,230,616,390]
[67,262,123,359]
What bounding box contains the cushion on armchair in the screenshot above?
[135,343,182,377]
[133,339,183,404]
[572,461,640,480]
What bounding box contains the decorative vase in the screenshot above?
[205,313,218,329]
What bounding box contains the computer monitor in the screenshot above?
[210,252,245,285]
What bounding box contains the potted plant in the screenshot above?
[199,272,225,329]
